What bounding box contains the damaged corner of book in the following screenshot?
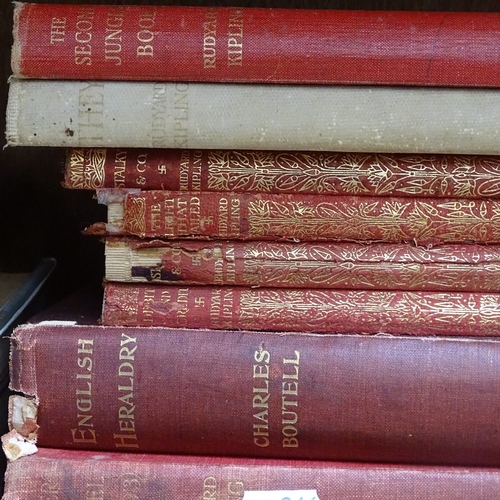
[2,394,39,461]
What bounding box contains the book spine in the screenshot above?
[64,147,500,199]
[9,325,500,466]
[98,190,500,245]
[12,3,500,88]
[4,448,500,500]
[101,282,500,336]
[7,78,500,154]
[104,237,500,292]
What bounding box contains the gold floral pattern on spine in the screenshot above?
[247,197,500,244]
[238,289,500,335]
[105,285,140,323]
[67,148,107,188]
[123,197,147,237]
[241,259,500,291]
[241,241,500,290]
[207,150,500,198]
[242,241,500,264]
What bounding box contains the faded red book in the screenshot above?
[102,282,500,336]
[4,448,500,500]
[105,237,500,292]
[64,148,500,199]
[9,321,500,466]
[95,189,500,245]
[12,3,500,87]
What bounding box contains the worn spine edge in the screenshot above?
[5,80,20,146]
[2,325,41,460]
[96,189,138,233]
[9,325,38,399]
[8,396,38,439]
[106,203,125,233]
[2,394,38,462]
[10,2,23,78]
[105,242,134,281]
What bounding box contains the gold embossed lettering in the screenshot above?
[230,198,241,236]
[141,288,156,324]
[252,347,270,447]
[104,7,124,65]
[282,350,300,448]
[219,197,229,237]
[120,473,143,499]
[203,8,218,68]
[189,196,201,233]
[74,7,94,65]
[71,428,97,444]
[203,477,217,500]
[150,202,162,233]
[136,153,147,173]
[72,339,96,444]
[112,149,126,187]
[191,150,203,190]
[220,289,233,328]
[227,8,243,66]
[115,333,139,449]
[85,477,104,499]
[175,287,189,326]
[175,199,189,235]
[228,481,245,497]
[163,198,175,235]
[50,17,66,44]
[210,288,222,326]
[136,7,156,57]
[40,473,61,499]
[179,150,191,190]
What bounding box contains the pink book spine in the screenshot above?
[13,4,500,87]
[104,237,500,292]
[4,448,500,499]
[102,282,500,336]
[98,190,500,245]
[65,147,500,199]
[9,324,500,466]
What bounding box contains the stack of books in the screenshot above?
[4,2,500,498]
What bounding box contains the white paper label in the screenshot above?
[243,490,319,500]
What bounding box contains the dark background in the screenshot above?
[1,0,500,306]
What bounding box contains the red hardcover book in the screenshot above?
[105,237,500,292]
[65,148,500,199]
[11,3,500,87]
[95,189,500,245]
[9,322,500,466]
[102,282,500,336]
[4,448,500,500]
